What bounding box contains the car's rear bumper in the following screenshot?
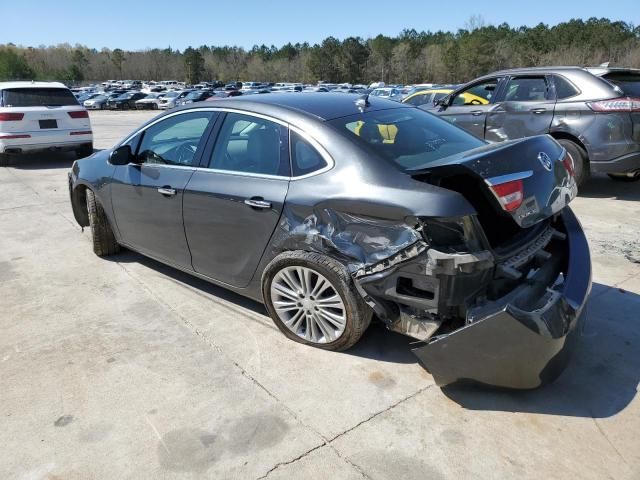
[590,150,640,174]
[0,132,93,154]
[412,208,591,389]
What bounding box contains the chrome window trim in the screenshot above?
[484,170,533,186]
[117,106,336,181]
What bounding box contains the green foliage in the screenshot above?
[183,47,205,84]
[0,46,34,80]
[1,17,638,84]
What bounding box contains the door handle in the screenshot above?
[157,187,176,196]
[470,110,484,116]
[530,108,546,114]
[244,198,272,209]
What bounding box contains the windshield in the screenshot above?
[117,93,133,100]
[1,88,79,107]
[165,91,179,98]
[186,91,203,99]
[329,108,484,171]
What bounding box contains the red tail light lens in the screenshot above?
[0,134,30,139]
[68,110,89,119]
[490,179,524,212]
[587,97,640,112]
[0,113,25,121]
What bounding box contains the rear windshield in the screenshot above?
[1,88,79,107]
[329,108,484,171]
[601,72,640,97]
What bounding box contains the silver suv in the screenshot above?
[425,66,640,184]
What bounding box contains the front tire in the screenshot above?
[557,139,588,186]
[262,251,372,351]
[86,189,120,256]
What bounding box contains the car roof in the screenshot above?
[173,92,410,121]
[0,81,68,90]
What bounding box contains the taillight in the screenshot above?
[587,97,640,112]
[68,110,89,119]
[0,112,25,121]
[490,179,524,212]
[0,134,30,139]
[562,150,575,177]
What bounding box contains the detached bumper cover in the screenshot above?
[412,208,591,389]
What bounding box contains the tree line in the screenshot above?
[1,17,638,85]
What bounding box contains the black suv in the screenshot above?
[425,66,640,184]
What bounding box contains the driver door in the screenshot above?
[110,110,217,268]
[435,77,504,139]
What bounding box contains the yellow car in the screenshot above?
[402,88,488,107]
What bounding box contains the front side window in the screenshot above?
[209,113,289,176]
[137,111,214,166]
[451,79,498,106]
[330,108,484,172]
[290,131,328,176]
[504,76,551,102]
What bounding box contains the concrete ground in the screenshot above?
[1,110,639,480]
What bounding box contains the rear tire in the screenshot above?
[86,189,120,256]
[608,173,640,182]
[262,251,372,351]
[557,139,588,186]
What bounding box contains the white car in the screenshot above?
[135,93,165,110]
[0,81,93,166]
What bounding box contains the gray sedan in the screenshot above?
[68,93,590,389]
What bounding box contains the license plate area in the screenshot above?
[39,119,58,129]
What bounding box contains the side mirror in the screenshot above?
[109,145,134,165]
[436,95,450,108]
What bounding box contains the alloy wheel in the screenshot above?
[270,266,346,344]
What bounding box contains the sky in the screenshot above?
[1,0,638,51]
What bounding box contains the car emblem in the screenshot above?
[537,152,553,171]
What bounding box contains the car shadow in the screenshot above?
[103,249,640,405]
[10,151,79,170]
[105,249,267,316]
[441,283,639,418]
[106,248,419,364]
[578,173,640,201]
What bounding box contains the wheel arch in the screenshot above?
[548,131,589,162]
[69,182,90,227]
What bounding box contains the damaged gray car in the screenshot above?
[68,93,591,389]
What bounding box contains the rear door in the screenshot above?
[485,75,555,142]
[434,77,503,138]
[183,112,290,287]
[110,110,217,268]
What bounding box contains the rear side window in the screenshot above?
[290,131,327,176]
[601,72,640,97]
[1,88,79,107]
[209,113,289,176]
[554,76,580,99]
